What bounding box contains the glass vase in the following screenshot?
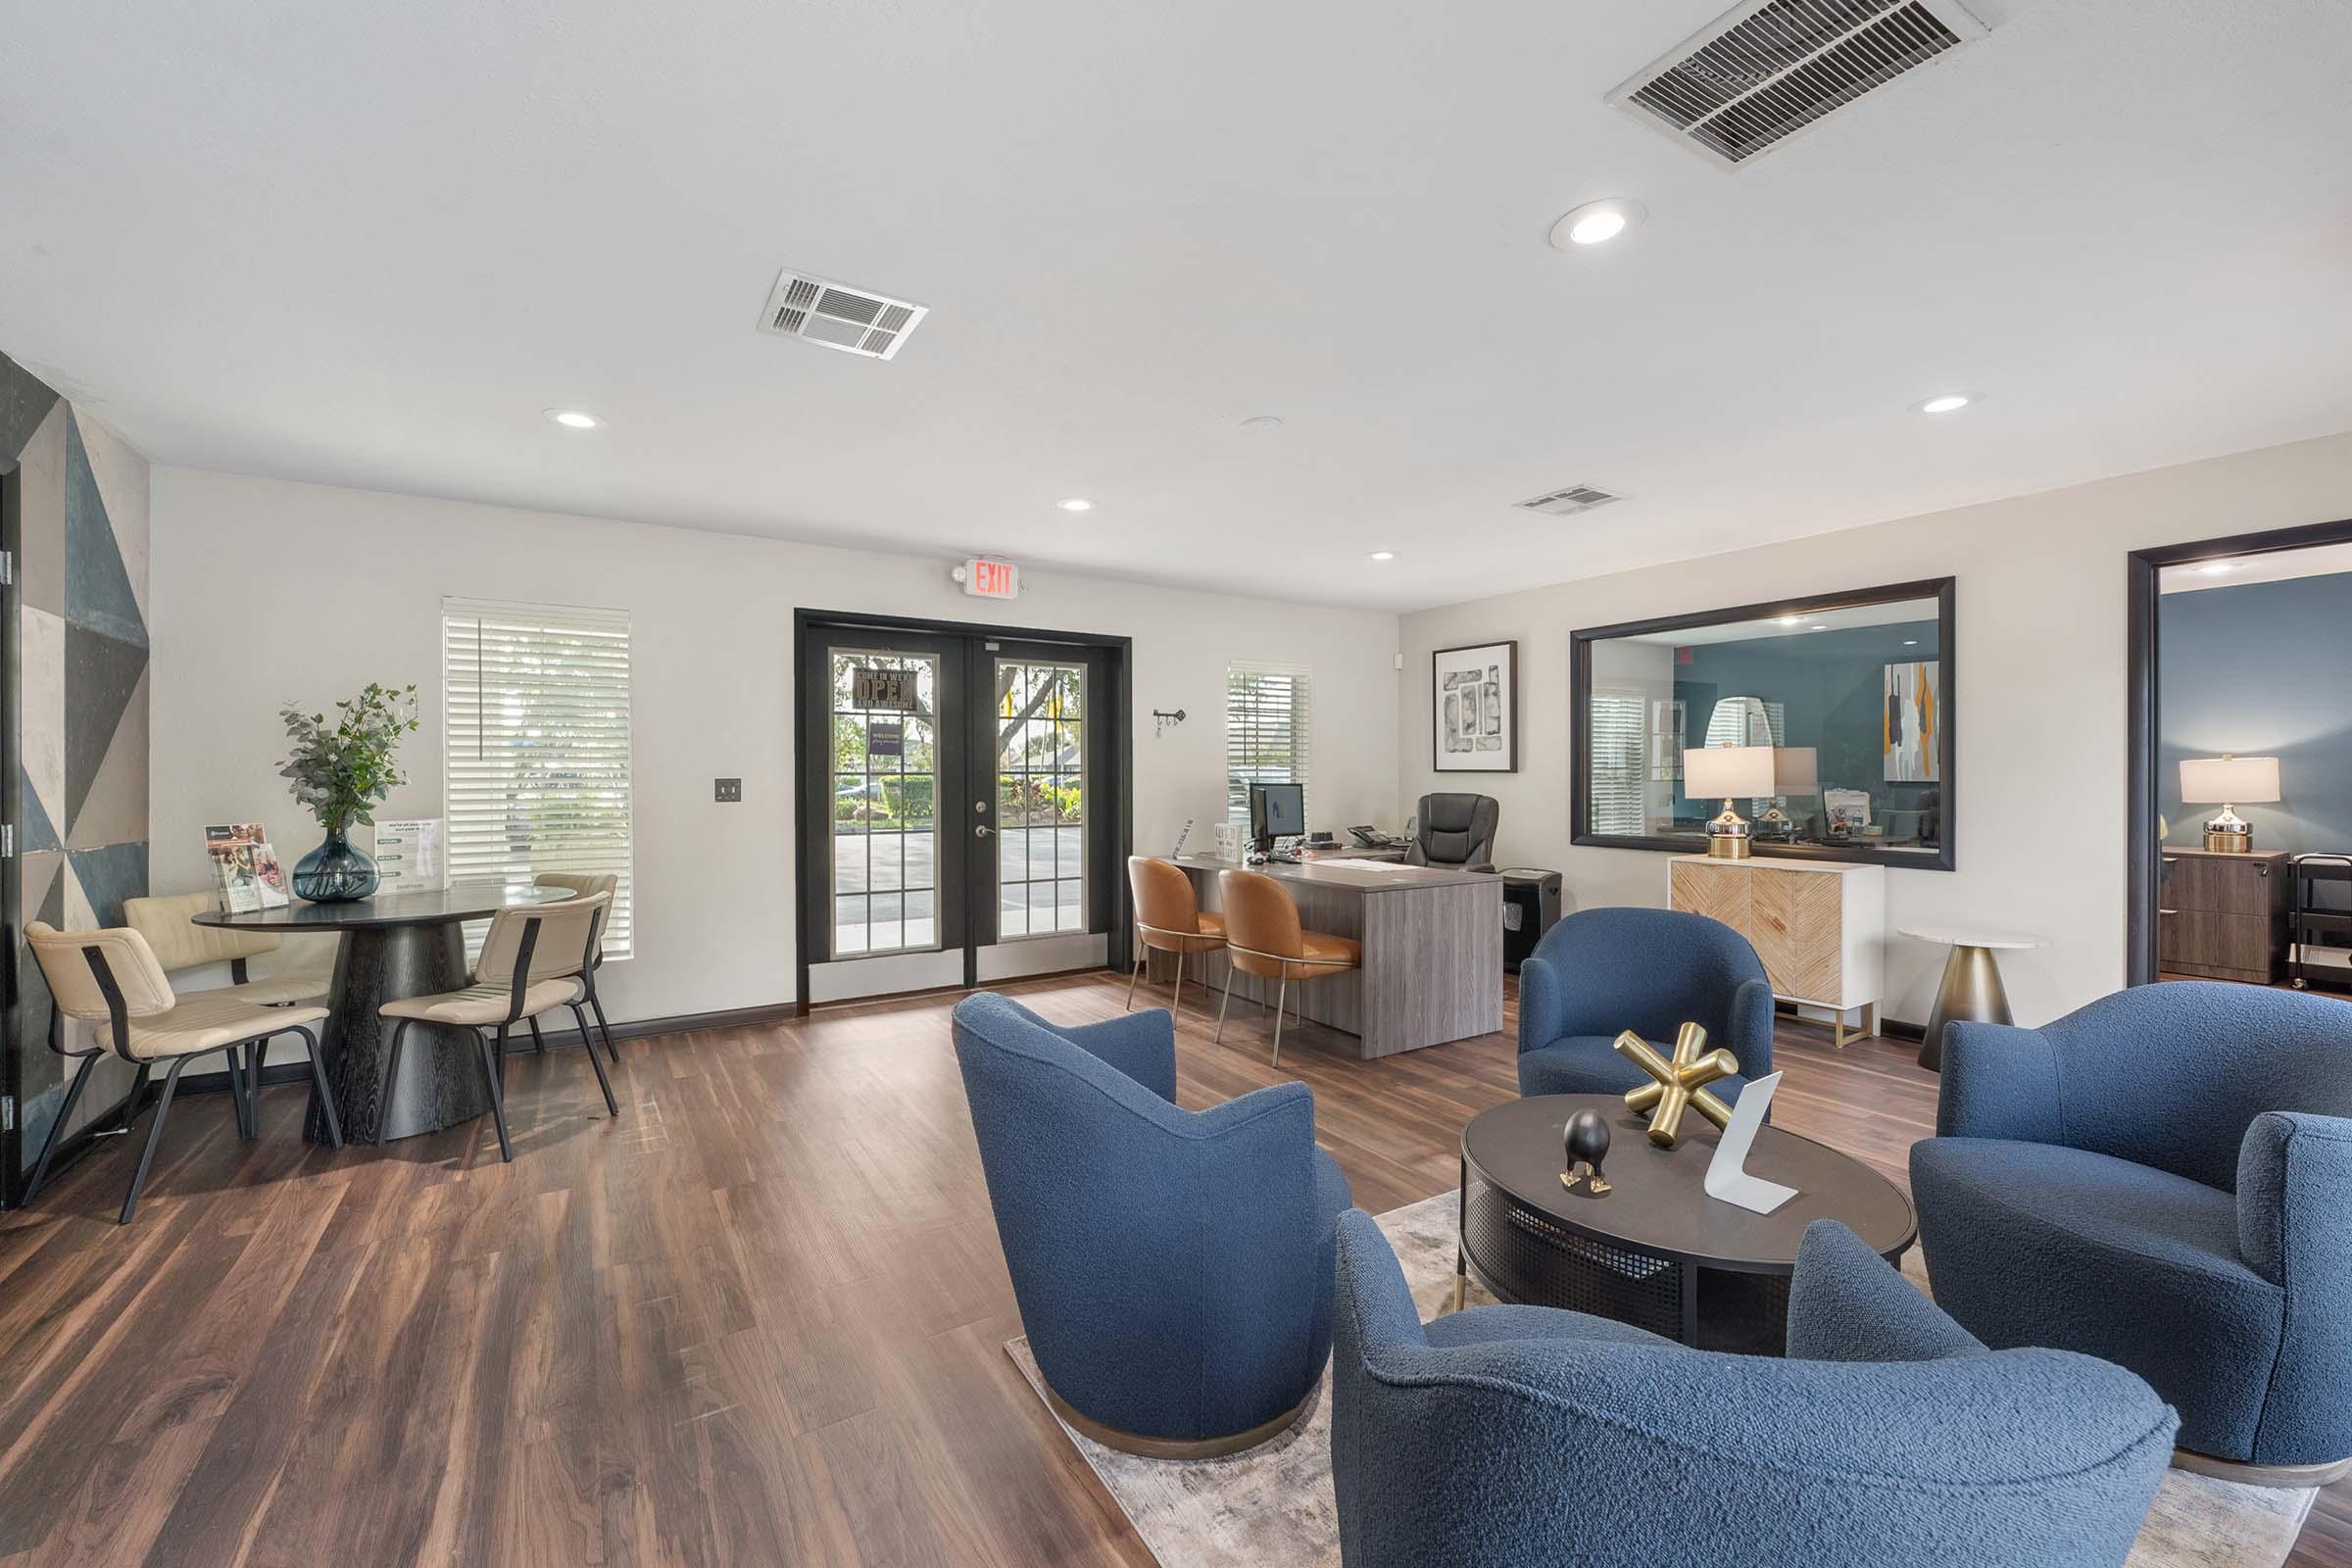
[292,827,379,903]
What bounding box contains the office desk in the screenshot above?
[1156,855,1502,1057]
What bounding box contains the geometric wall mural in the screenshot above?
[2,347,151,1185]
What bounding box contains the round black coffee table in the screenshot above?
[1457,1095,1916,1354]
[194,882,572,1146]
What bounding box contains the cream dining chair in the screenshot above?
[123,890,338,1130]
[376,891,619,1163]
[532,871,620,1061]
[24,921,340,1222]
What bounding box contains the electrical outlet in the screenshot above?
[713,778,743,803]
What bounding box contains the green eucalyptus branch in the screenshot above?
[280,682,420,835]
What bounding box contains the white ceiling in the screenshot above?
[5,0,2351,612]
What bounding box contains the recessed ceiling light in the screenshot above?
[1550,198,1646,249]
[1808,624,1828,631]
[1917,393,1973,415]
[1775,615,1802,626]
[1241,415,1284,433]
[1056,498,1094,513]
[1903,639,1920,646]
[1369,551,1396,563]
[2197,561,2239,575]
[544,408,602,429]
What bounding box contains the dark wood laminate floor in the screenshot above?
[0,972,2343,1567]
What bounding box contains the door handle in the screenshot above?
[974,823,994,839]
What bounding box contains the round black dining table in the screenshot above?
[194,881,574,1144]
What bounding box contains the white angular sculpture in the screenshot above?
[1703,1071,1797,1215]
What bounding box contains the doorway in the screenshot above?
[793,610,1132,1007]
[2127,516,2352,990]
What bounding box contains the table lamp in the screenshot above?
[2179,754,2280,853]
[1684,745,1776,859]
[1755,746,1819,838]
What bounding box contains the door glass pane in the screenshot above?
[830,649,943,957]
[994,658,1086,941]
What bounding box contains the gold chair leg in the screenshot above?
[1272,971,1290,1066]
[1215,968,1234,1044]
[1172,951,1186,1018]
[1127,932,1143,1010]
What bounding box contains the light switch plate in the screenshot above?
[714,778,743,803]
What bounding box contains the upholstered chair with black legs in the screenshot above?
[953,992,1350,1458]
[531,871,621,1060]
[1405,793,1498,871]
[1331,1210,2177,1567]
[124,889,339,1115]
[1515,906,1775,1101]
[24,921,341,1222]
[1913,981,2352,1483]
[377,891,619,1162]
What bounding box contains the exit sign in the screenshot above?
[961,558,1020,600]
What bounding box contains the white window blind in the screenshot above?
[1588,690,1648,836]
[1227,662,1312,828]
[443,598,635,958]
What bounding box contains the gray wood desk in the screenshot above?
[1155,855,1502,1058]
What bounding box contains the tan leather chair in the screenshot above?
[122,890,336,1006]
[24,921,339,1222]
[378,892,619,1162]
[532,872,620,1061]
[1215,868,1361,1065]
[1127,857,1228,1017]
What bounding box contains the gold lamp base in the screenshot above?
[1705,800,1752,860]
[2203,806,2253,854]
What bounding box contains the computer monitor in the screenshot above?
[1249,782,1306,849]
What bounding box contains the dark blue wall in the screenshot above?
[1673,620,1941,837]
[2159,572,2352,857]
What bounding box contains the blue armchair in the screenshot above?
[1912,981,2352,1475]
[1516,907,1775,1100]
[1331,1209,2176,1567]
[951,992,1350,1455]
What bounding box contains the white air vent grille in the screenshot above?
[758,270,928,361]
[1608,0,1985,168]
[1516,485,1623,517]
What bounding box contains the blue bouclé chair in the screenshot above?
[952,992,1350,1455]
[1515,907,1775,1100]
[1912,981,2352,1479]
[1331,1210,2177,1567]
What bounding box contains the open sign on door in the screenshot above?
[853,666,920,711]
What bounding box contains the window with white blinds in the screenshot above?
[1226,662,1312,828]
[1587,690,1648,836]
[443,598,635,958]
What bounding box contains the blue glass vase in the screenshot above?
[292,827,379,903]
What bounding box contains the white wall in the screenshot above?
[149,468,1400,1024]
[1400,429,2352,1029]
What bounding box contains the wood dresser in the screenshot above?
[1667,856,1886,1047]
[2160,847,2288,984]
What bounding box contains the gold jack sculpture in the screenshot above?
[1614,1023,1740,1149]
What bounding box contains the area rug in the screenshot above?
[1006,1192,2318,1568]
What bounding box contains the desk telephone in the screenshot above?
[1349,825,1405,850]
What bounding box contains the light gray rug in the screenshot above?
[1007,1192,2318,1568]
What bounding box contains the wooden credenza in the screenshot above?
[1667,856,1886,1046]
[2160,848,2288,984]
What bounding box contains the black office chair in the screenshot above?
[1406,793,1498,871]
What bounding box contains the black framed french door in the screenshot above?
[794,611,1131,1007]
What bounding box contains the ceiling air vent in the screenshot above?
[1516,484,1623,517]
[757,270,928,361]
[1607,0,1987,168]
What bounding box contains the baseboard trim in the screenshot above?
[1770,1000,1927,1042]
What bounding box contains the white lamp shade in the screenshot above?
[1772,746,1820,796]
[1685,745,1776,799]
[2180,755,2280,805]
